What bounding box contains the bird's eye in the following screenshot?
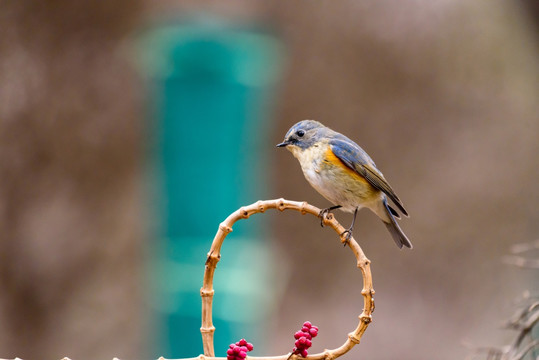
[297,130,305,137]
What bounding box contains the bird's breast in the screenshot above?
[291,143,380,212]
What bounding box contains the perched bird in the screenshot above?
[277,120,412,249]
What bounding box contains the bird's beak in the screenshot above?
[276,141,289,148]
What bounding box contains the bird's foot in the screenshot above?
[318,205,342,227]
[340,207,358,247]
[340,228,353,247]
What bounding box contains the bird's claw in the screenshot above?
[318,205,342,227]
[340,229,353,247]
[318,209,331,227]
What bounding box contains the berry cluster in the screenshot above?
[227,339,254,360]
[292,321,319,357]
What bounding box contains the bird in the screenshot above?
[277,120,412,249]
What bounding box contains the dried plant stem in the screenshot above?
[503,240,539,269]
[200,199,374,360]
[466,240,539,360]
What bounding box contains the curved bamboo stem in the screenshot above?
[197,199,374,360]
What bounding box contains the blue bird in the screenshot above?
[277,120,412,249]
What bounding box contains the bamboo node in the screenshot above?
[277,198,286,211]
[300,201,308,215]
[357,258,371,267]
[348,332,361,344]
[360,314,372,324]
[361,288,375,296]
[200,288,214,297]
[219,223,233,233]
[324,350,337,360]
[257,201,266,213]
[200,326,215,333]
[205,252,221,266]
[240,207,250,219]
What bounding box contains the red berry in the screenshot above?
[291,322,318,357]
[228,339,253,360]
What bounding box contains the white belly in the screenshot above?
[290,144,382,213]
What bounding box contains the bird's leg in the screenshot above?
[341,207,358,246]
[318,205,342,227]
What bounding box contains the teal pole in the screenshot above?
[137,18,285,358]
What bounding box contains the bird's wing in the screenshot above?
[329,137,408,216]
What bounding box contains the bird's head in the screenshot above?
[276,120,325,154]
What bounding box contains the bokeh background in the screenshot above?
[0,1,538,359]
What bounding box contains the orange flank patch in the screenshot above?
[324,147,370,184]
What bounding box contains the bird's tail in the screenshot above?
[381,198,413,249]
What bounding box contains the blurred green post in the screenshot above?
[137,17,285,358]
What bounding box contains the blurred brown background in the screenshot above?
[0,1,537,359]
